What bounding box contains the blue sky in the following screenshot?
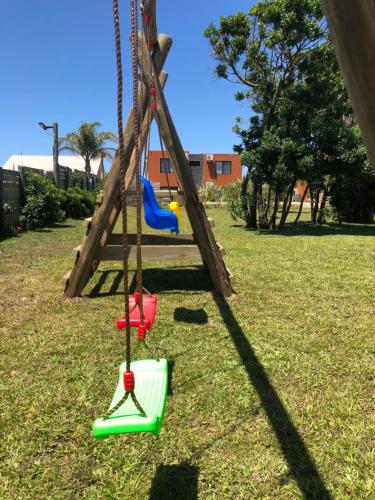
[0,0,254,168]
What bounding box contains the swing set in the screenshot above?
[63,0,373,439]
[63,0,233,300]
[93,0,168,439]
[90,0,235,439]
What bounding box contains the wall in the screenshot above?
[147,151,179,189]
[147,151,242,188]
[203,154,242,186]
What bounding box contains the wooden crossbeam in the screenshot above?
[107,233,196,245]
[91,233,225,262]
[98,244,202,262]
[140,37,234,297]
[64,35,172,296]
[72,233,225,263]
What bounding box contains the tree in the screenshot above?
[205,0,325,228]
[59,122,117,174]
[329,128,375,223]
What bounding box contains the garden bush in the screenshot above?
[221,181,247,221]
[20,174,97,230]
[330,166,375,223]
[222,180,242,203]
[63,187,96,218]
[21,174,65,230]
[199,183,223,202]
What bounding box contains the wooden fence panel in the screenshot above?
[0,169,22,233]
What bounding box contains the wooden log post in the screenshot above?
[64,35,172,297]
[144,0,157,48]
[141,39,234,297]
[321,0,375,171]
[99,71,168,248]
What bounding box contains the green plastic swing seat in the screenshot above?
[93,358,168,440]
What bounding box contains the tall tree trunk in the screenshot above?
[246,181,258,229]
[317,187,329,224]
[241,170,250,226]
[85,157,91,174]
[311,188,321,224]
[278,179,296,229]
[270,190,280,229]
[265,187,272,219]
[257,184,269,229]
[309,185,314,219]
[286,186,294,217]
[294,184,309,225]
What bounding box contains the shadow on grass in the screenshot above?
[88,270,123,298]
[87,264,330,495]
[87,266,212,298]
[1,221,75,241]
[149,462,199,500]
[174,307,208,325]
[213,294,331,499]
[86,262,333,496]
[51,222,74,229]
[233,221,375,237]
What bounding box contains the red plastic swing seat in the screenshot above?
[116,292,157,339]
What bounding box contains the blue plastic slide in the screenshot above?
[141,177,179,234]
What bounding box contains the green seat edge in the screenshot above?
[92,358,168,440]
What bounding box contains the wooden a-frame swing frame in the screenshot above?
[63,2,233,299]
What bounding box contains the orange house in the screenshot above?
[147,151,242,189]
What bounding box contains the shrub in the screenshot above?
[199,183,223,202]
[330,166,375,223]
[222,180,242,203]
[63,187,96,218]
[227,194,250,222]
[221,181,247,221]
[20,174,97,230]
[21,174,65,230]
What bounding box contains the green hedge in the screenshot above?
[20,173,96,230]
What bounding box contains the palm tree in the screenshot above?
[59,122,117,173]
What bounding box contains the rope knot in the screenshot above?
[123,370,135,392]
[134,291,141,304]
[137,325,146,341]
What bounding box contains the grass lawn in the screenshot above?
[0,207,374,499]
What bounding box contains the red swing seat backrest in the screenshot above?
[117,293,157,339]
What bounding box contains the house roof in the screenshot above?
[1,155,103,176]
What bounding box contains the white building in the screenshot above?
[2,155,105,179]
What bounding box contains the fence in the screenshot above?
[0,165,98,233]
[0,169,22,232]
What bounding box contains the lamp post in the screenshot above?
[38,121,59,186]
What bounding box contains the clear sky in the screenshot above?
[0,0,254,168]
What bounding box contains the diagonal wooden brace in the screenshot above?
[64,35,172,297]
[140,37,234,297]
